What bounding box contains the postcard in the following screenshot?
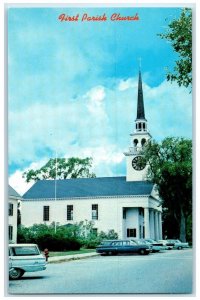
[7,4,193,295]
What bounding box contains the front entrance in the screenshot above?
[122,207,144,239]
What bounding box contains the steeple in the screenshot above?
[135,69,148,133]
[124,65,152,182]
[136,71,146,120]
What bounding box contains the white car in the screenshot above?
[141,239,166,252]
[157,240,174,250]
[167,239,189,250]
[9,244,46,279]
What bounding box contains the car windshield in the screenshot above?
[10,246,40,256]
[131,240,144,245]
[146,239,155,243]
[100,240,113,245]
[130,241,137,245]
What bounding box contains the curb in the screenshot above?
[48,252,99,263]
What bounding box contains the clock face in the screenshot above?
[132,156,146,171]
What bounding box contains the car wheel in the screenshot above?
[177,246,182,250]
[139,249,146,255]
[9,268,24,280]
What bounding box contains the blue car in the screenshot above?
[96,239,151,255]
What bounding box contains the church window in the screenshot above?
[9,225,13,240]
[138,123,142,131]
[43,206,50,221]
[141,138,146,148]
[133,139,138,147]
[92,204,98,220]
[9,203,13,216]
[127,228,136,238]
[92,228,98,236]
[67,205,73,221]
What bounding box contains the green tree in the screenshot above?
[23,157,96,182]
[142,137,192,242]
[158,8,192,90]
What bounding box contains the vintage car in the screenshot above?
[9,244,46,279]
[166,239,189,250]
[140,238,166,252]
[96,239,151,255]
[157,240,174,250]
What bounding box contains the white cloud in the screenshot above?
[9,159,51,195]
[118,78,136,91]
[84,86,107,120]
[9,171,34,196]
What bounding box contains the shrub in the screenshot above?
[17,224,81,251]
[17,222,118,250]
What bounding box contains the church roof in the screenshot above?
[22,176,154,200]
[9,185,21,198]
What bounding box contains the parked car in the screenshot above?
[140,238,166,252]
[9,244,46,279]
[157,240,174,250]
[8,258,14,274]
[166,239,189,250]
[96,239,151,255]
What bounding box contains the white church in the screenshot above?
[21,71,163,240]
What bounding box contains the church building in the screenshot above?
[21,70,162,240]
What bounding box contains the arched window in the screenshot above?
[134,139,138,147]
[141,138,146,148]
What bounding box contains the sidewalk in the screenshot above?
[48,252,99,263]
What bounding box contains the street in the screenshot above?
[8,248,193,295]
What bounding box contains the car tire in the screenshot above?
[177,246,182,250]
[9,268,24,280]
[139,249,146,255]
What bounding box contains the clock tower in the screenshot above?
[124,69,151,181]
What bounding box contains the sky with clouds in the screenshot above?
[8,6,192,195]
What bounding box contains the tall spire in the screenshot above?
[136,70,146,120]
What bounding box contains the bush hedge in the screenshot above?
[17,224,81,251]
[17,221,118,251]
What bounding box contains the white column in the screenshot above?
[117,206,123,239]
[154,211,159,240]
[158,212,163,239]
[144,208,150,238]
[149,209,155,239]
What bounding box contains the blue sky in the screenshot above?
[8,7,192,194]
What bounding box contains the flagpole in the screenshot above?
[54,149,57,234]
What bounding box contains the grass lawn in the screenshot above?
[49,248,96,257]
